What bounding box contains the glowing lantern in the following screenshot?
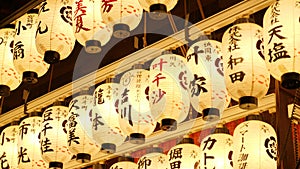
[263,0,300,89]
[13,10,50,84]
[100,0,143,38]
[109,156,137,169]
[149,53,190,131]
[0,125,19,169]
[186,39,230,121]
[92,82,127,153]
[40,102,73,169]
[137,147,170,169]
[199,124,233,169]
[72,0,112,53]
[222,19,270,109]
[36,0,76,64]
[138,0,178,20]
[0,25,21,97]
[67,94,100,162]
[117,68,157,144]
[18,116,48,169]
[167,137,201,169]
[233,114,277,169]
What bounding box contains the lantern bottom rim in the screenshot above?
[49,162,63,169]
[129,133,145,144]
[101,143,116,154]
[113,23,130,39]
[149,3,167,20]
[203,108,220,121]
[0,85,10,97]
[239,96,258,110]
[85,40,102,54]
[161,118,177,131]
[76,153,91,163]
[281,72,300,89]
[44,50,60,64]
[23,71,38,84]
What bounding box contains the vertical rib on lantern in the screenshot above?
[138,0,178,20]
[13,11,50,84]
[36,0,76,64]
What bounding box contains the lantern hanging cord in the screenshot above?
[167,12,186,55]
[143,11,147,47]
[48,64,54,92]
[196,0,205,20]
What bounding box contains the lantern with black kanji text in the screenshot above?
[0,124,19,169]
[0,25,22,97]
[263,0,300,89]
[13,10,50,84]
[18,115,48,169]
[67,93,100,163]
[222,19,270,109]
[199,124,233,169]
[138,0,178,20]
[167,137,201,169]
[137,147,170,169]
[109,156,137,169]
[186,39,231,121]
[40,102,73,169]
[100,0,143,38]
[72,0,112,53]
[92,82,127,153]
[117,67,157,144]
[233,114,277,169]
[36,0,76,64]
[149,53,190,131]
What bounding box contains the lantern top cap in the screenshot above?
[146,147,163,154]
[213,124,230,134]
[118,156,134,162]
[28,111,40,117]
[132,63,144,69]
[79,86,90,95]
[178,137,194,144]
[245,113,263,121]
[233,17,255,24]
[105,75,116,83]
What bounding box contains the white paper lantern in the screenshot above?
[40,104,73,169]
[92,82,127,153]
[138,0,178,20]
[67,94,100,162]
[167,137,201,169]
[100,0,143,38]
[0,25,22,97]
[0,125,19,169]
[263,0,300,89]
[222,21,270,109]
[109,157,137,169]
[199,127,233,169]
[72,0,112,53]
[137,147,170,169]
[149,53,190,131]
[18,116,48,169]
[13,10,50,84]
[186,39,231,121]
[117,69,157,144]
[36,0,76,64]
[233,115,277,169]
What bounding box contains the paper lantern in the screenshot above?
[67,94,100,162]
[186,39,230,121]
[263,0,300,89]
[0,125,19,169]
[233,115,277,169]
[40,103,72,169]
[13,10,50,84]
[167,137,201,169]
[149,53,190,131]
[138,0,178,20]
[36,0,76,64]
[109,156,137,169]
[0,25,22,97]
[137,147,170,169]
[18,116,48,169]
[116,68,157,144]
[100,0,143,38]
[199,125,233,169]
[72,0,112,53]
[92,82,127,153]
[222,20,270,109]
